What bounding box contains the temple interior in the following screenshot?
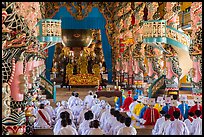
[2,2,202,135]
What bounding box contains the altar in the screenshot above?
[96,91,122,105]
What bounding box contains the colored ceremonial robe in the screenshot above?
[189,104,202,118]
[162,104,170,113]
[139,105,148,119]
[168,106,182,121]
[143,107,160,125]
[115,95,126,110]
[121,96,133,111]
[154,103,162,112]
[178,103,189,120]
[132,103,144,120]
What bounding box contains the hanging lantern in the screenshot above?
[36,19,62,51]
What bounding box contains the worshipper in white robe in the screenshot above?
[102,108,116,134]
[99,104,111,131]
[108,113,122,135]
[77,102,90,125]
[56,119,78,135]
[34,103,51,128]
[56,101,74,121]
[82,111,94,135]
[44,100,55,119]
[184,112,195,132]
[190,110,202,135]
[78,112,91,135]
[113,115,126,135]
[157,114,172,135]
[67,91,76,109]
[87,120,105,135]
[71,99,83,125]
[84,90,94,108]
[53,112,68,135]
[90,99,101,119]
[89,94,98,108]
[54,102,61,115]
[69,93,82,109]
[152,110,166,135]
[165,111,190,135]
[97,100,107,120]
[117,117,137,135]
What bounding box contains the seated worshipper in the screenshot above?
[44,100,55,123]
[69,92,82,109]
[168,100,182,121]
[97,100,107,120]
[113,115,126,135]
[184,112,195,132]
[162,97,171,113]
[178,95,189,120]
[71,100,83,125]
[139,97,149,122]
[78,112,91,135]
[157,114,171,135]
[56,101,74,121]
[131,95,144,121]
[91,99,101,120]
[117,117,137,135]
[84,90,94,108]
[189,95,202,118]
[154,96,164,112]
[126,97,138,117]
[87,120,105,135]
[152,110,166,135]
[143,98,160,125]
[99,104,112,132]
[103,108,116,134]
[67,91,76,109]
[56,119,78,135]
[108,113,122,135]
[190,110,202,135]
[115,89,126,110]
[77,102,90,125]
[165,111,189,135]
[54,102,61,114]
[121,90,133,111]
[53,112,69,135]
[106,110,120,132]
[34,103,51,128]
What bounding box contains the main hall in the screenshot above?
[2,2,202,135]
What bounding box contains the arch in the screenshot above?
[45,7,113,83]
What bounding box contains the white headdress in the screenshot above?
[179,95,187,102]
[170,100,178,106]
[142,97,149,105]
[137,95,144,102]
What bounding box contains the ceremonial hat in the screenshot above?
[88,90,93,94]
[194,95,202,102]
[56,102,61,107]
[156,96,163,103]
[137,95,144,102]
[142,97,149,105]
[165,97,171,104]
[170,100,178,106]
[187,99,195,106]
[179,95,187,101]
[61,100,66,106]
[128,90,132,95]
[148,98,156,105]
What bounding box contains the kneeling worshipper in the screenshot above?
[120,90,133,111]
[113,115,126,135]
[108,113,123,135]
[157,114,171,135]
[189,95,202,118]
[97,100,107,120]
[165,111,189,135]
[56,119,78,135]
[178,95,189,120]
[87,120,105,135]
[77,101,90,125]
[142,98,160,125]
[54,102,61,114]
[99,104,112,132]
[154,96,164,112]
[162,96,171,113]
[67,91,76,108]
[91,99,101,119]
[126,97,138,117]
[190,110,202,135]
[34,103,51,128]
[44,100,55,124]
[117,117,137,135]
[71,99,83,125]
[131,95,144,121]
[168,100,183,121]
[56,101,74,121]
[152,110,166,135]
[78,112,91,135]
[84,90,94,108]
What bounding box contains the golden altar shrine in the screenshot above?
[66,53,101,86]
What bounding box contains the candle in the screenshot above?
[118,86,121,91]
[98,80,100,87]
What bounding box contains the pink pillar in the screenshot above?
[25,60,33,89]
[10,60,24,101]
[166,61,174,79]
[192,60,202,83]
[148,61,154,77]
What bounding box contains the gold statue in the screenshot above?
[92,64,100,76]
[66,63,73,82]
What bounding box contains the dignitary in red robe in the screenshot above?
[120,90,133,111]
[189,95,202,118]
[168,100,182,121]
[143,98,160,125]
